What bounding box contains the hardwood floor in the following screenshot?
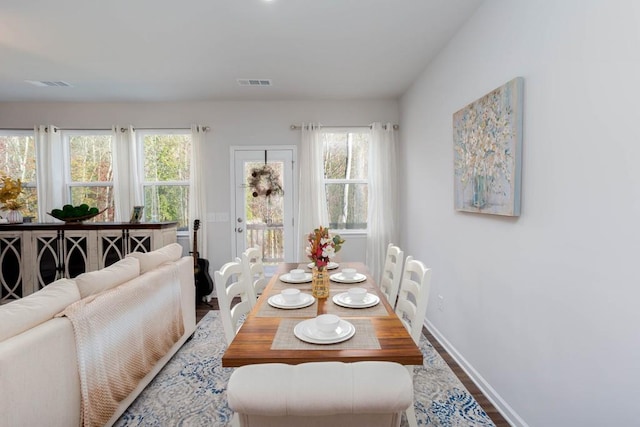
[196,298,218,321]
[195,299,509,426]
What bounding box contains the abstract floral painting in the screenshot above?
[453,77,523,216]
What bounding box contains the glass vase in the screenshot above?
[311,266,330,299]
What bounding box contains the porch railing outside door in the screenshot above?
[246,222,284,263]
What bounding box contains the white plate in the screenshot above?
[268,293,315,309]
[307,261,339,270]
[294,318,356,344]
[280,272,313,283]
[332,292,380,308]
[329,272,367,284]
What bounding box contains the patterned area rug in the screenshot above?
[115,311,495,426]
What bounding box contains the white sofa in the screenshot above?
[0,243,196,427]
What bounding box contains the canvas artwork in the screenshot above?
[453,77,524,216]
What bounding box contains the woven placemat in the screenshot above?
[272,281,313,292]
[271,318,381,350]
[272,267,313,291]
[255,292,318,318]
[325,290,388,317]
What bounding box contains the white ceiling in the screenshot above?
[0,0,482,103]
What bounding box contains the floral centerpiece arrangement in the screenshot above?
[306,225,344,270]
[0,175,24,222]
[306,226,344,298]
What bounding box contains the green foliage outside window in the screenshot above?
[143,134,191,182]
[322,131,369,230]
[0,134,38,220]
[142,134,191,230]
[68,135,114,221]
[70,186,112,222]
[0,131,192,226]
[143,185,189,230]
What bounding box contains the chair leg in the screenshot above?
[405,364,419,427]
[405,403,419,427]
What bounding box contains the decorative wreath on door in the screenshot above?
[248,164,283,197]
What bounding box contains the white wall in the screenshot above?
[0,100,396,271]
[400,1,640,426]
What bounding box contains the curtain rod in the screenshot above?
[289,124,399,130]
[1,127,112,131]
[133,126,210,131]
[0,126,210,132]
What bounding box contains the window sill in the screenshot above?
[332,229,367,236]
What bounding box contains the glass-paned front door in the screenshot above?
[233,148,295,264]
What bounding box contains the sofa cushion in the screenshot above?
[126,243,183,274]
[75,256,140,298]
[0,278,80,342]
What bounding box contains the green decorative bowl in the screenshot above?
[47,208,107,223]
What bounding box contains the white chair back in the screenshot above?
[214,258,255,345]
[241,246,268,299]
[379,243,404,308]
[395,256,432,345]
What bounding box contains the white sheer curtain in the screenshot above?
[35,125,64,222]
[366,122,399,283]
[112,125,141,221]
[297,123,329,260]
[188,124,207,259]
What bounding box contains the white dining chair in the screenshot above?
[214,258,256,345]
[379,243,404,308]
[395,256,432,344]
[227,361,413,427]
[395,255,432,427]
[241,246,268,300]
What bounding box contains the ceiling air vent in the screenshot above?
[25,80,73,87]
[237,79,272,87]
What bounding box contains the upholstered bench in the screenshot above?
[227,361,413,427]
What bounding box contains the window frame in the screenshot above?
[62,129,115,206]
[0,129,38,218]
[320,127,370,234]
[136,129,191,234]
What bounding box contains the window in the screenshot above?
[138,131,191,231]
[64,131,114,221]
[1,127,194,228]
[321,130,369,230]
[0,131,38,220]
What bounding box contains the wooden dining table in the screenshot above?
[221,261,423,367]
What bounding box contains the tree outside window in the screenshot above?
[139,132,191,231]
[0,132,38,220]
[66,132,114,221]
[322,131,369,230]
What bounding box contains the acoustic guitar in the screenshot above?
[192,219,214,301]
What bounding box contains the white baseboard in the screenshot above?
[424,319,529,427]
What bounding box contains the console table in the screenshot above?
[0,222,178,303]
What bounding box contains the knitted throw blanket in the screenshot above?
[60,266,184,427]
